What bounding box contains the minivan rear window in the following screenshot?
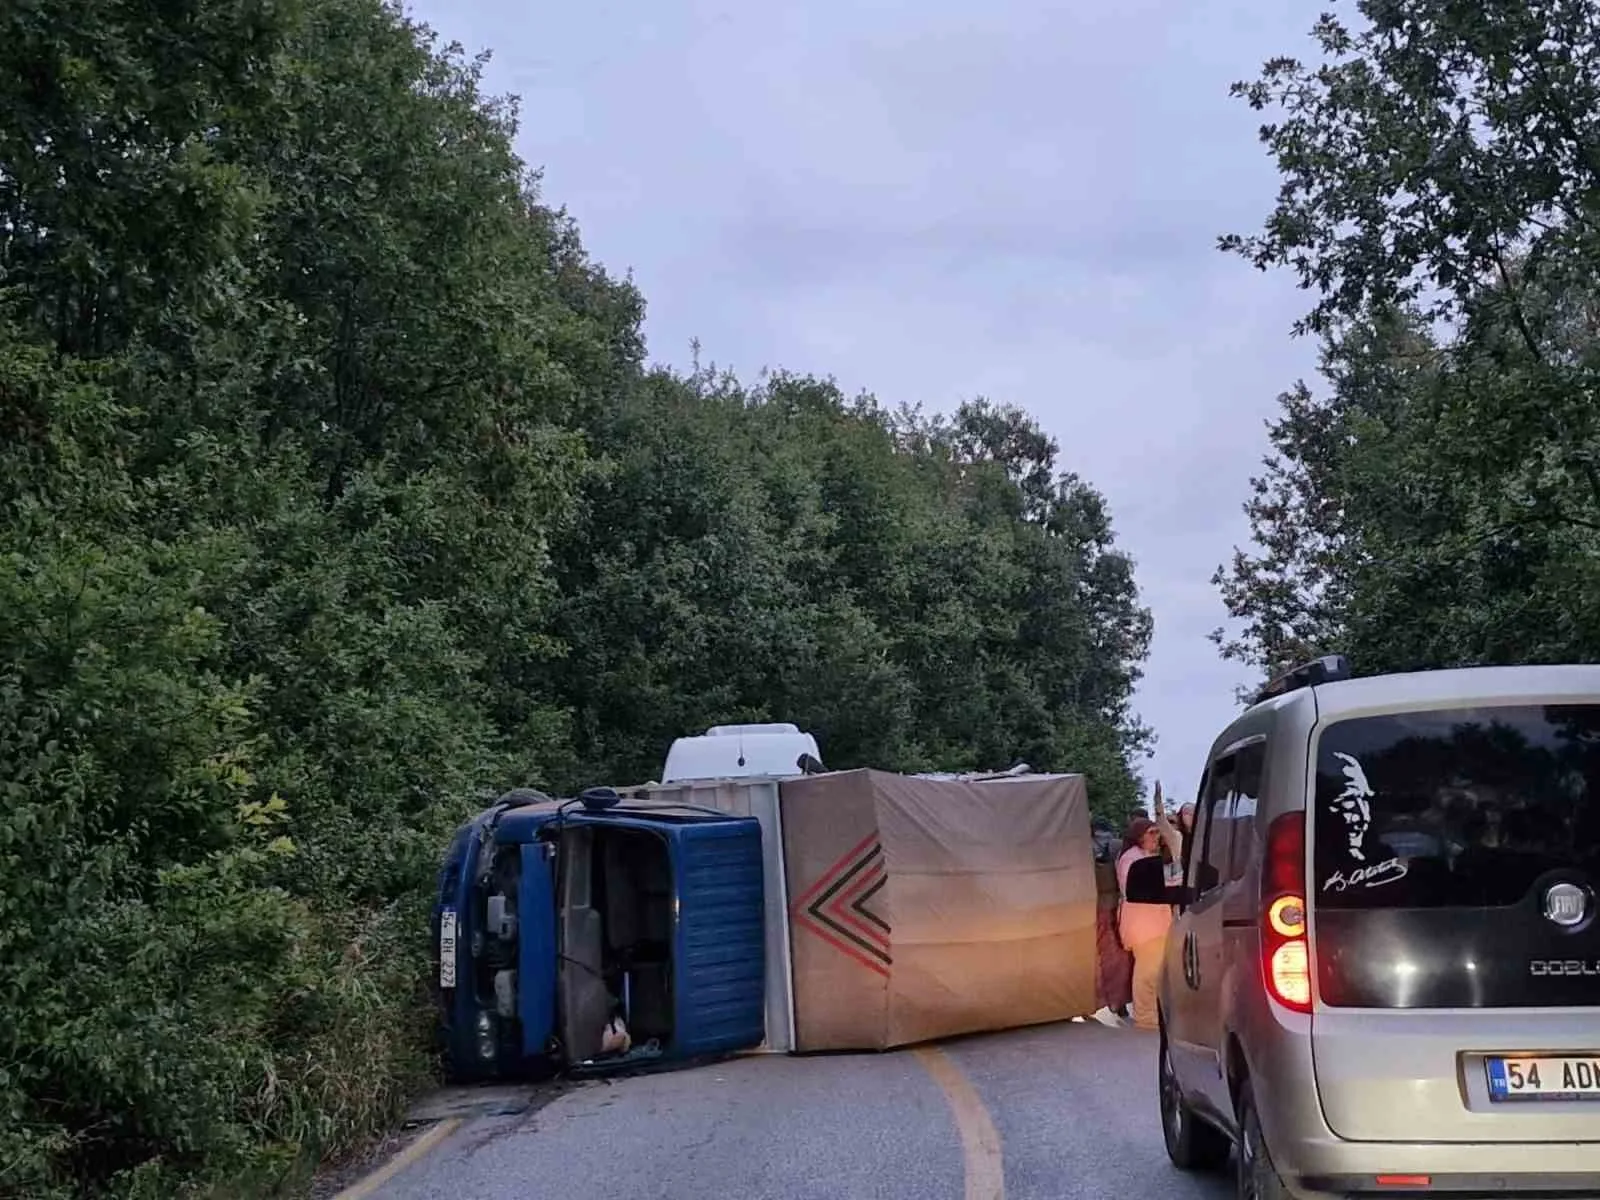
[1312,704,1600,909]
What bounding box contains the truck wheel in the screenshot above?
[1160,1025,1230,1170]
[498,787,552,805]
[1235,1078,1292,1200]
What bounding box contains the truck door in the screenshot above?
[516,842,557,1058]
[671,816,768,1056]
[555,825,613,1063]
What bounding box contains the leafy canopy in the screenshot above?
[1216,0,1600,681]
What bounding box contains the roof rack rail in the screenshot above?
[1253,654,1352,706]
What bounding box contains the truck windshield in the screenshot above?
[1311,704,1600,909]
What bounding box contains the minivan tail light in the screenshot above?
[1269,940,1312,1008]
[1267,895,1306,938]
[1263,810,1305,895]
[1261,811,1311,1013]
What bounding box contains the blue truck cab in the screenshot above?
[432,788,767,1079]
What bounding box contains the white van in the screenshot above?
[660,723,821,784]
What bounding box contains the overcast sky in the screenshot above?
[405,0,1323,804]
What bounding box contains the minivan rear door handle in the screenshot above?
[1182,930,1199,989]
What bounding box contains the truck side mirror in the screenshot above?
[1123,855,1192,906]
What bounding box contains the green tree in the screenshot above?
[0,0,629,1192]
[1216,0,1600,680]
[543,378,1151,816]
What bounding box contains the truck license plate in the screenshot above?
[1487,1055,1600,1101]
[439,909,457,989]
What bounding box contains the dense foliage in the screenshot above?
[547,369,1152,794]
[1214,0,1600,681]
[0,1,1150,1193]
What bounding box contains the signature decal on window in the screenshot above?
[1323,856,1409,892]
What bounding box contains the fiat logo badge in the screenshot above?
[1543,882,1590,928]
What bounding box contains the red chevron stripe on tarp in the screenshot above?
[791,832,892,977]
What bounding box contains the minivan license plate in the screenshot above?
[439,909,457,989]
[1487,1056,1600,1101]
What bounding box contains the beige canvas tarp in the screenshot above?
[780,769,1097,1051]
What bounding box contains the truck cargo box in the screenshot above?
[629,769,1098,1053]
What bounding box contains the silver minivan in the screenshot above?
[1124,658,1600,1199]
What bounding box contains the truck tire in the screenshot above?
[497,787,552,805]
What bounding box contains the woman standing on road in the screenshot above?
[1115,814,1172,1031]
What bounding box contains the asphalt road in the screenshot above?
[371,1020,1235,1200]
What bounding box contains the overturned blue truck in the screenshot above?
[432,787,769,1078]
[433,769,1103,1080]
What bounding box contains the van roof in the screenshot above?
[661,728,821,783]
[1265,663,1600,723]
